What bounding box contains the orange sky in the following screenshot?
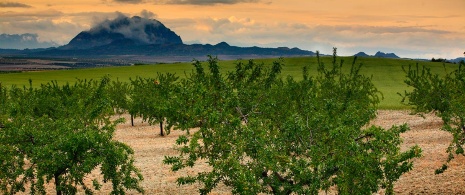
[1,0,464,58]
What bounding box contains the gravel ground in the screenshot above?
[41,110,465,194]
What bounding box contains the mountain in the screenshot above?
[352,51,400,58]
[52,16,313,57]
[449,57,465,63]
[374,51,399,58]
[61,16,182,50]
[353,52,370,57]
[1,16,314,61]
[34,40,312,58]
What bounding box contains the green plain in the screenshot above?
[0,56,458,109]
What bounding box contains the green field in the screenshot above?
[0,56,458,109]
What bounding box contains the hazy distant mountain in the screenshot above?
[352,51,400,58]
[0,33,58,49]
[34,40,313,58]
[374,51,399,58]
[353,52,370,57]
[449,57,465,63]
[61,16,182,50]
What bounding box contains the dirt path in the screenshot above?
[106,110,465,194]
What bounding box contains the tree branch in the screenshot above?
[235,107,248,124]
[355,133,374,142]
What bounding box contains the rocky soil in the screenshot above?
[43,110,465,194]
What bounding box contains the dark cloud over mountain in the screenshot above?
[0,2,32,8]
[0,33,58,49]
[63,15,182,49]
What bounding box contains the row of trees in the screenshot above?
[431,58,449,63]
[1,49,463,194]
[402,61,465,174]
[0,78,144,194]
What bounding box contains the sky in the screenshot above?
[1,0,464,59]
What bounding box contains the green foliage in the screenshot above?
[0,77,143,194]
[1,56,456,109]
[402,61,465,174]
[128,72,179,135]
[164,51,421,194]
[108,78,132,115]
[0,82,7,126]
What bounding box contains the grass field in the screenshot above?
[0,56,458,109]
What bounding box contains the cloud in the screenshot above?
[0,33,58,49]
[1,17,86,45]
[140,9,157,19]
[0,11,146,45]
[109,0,265,5]
[87,13,181,44]
[0,2,32,8]
[396,14,461,19]
[0,8,463,59]
[0,9,63,18]
[162,15,464,59]
[164,0,262,5]
[301,25,464,58]
[113,0,145,4]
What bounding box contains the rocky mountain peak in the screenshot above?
[374,51,399,58]
[62,15,182,50]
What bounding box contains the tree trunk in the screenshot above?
[131,114,134,127]
[55,174,62,195]
[160,121,164,136]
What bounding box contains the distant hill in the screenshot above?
[354,52,370,57]
[33,41,313,58]
[449,57,465,63]
[374,51,399,58]
[353,51,400,58]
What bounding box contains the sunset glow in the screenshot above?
[1,0,464,58]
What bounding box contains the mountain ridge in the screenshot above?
[1,16,314,60]
[353,51,400,58]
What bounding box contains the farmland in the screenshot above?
[0,56,458,109]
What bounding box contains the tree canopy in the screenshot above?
[164,50,421,194]
[0,78,143,195]
[402,61,465,174]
